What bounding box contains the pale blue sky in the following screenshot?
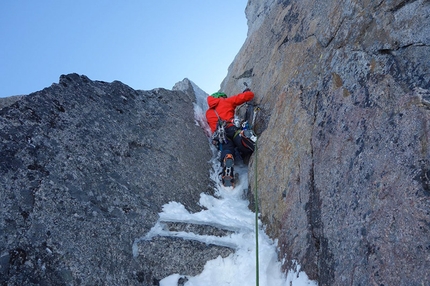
[0,1,248,97]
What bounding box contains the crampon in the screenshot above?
[222,154,235,187]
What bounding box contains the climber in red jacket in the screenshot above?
[205,88,254,187]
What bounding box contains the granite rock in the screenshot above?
[0,74,231,285]
[223,1,430,285]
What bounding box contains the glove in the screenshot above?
[243,88,251,93]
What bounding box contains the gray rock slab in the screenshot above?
[222,1,430,285]
[0,73,226,285]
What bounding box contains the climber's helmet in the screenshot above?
[211,92,227,98]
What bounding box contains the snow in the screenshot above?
[134,82,318,286]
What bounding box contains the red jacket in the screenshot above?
[206,90,254,133]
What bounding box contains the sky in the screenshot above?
[0,1,248,98]
[132,85,317,286]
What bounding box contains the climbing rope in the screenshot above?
[254,139,259,286]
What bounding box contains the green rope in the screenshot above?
[254,139,259,286]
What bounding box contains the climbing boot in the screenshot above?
[222,154,235,187]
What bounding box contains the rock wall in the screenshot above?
[0,74,231,285]
[0,95,25,110]
[222,1,430,285]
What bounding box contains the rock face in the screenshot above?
[0,95,25,110]
[222,1,430,285]
[0,74,232,285]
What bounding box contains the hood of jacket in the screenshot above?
[207,96,222,109]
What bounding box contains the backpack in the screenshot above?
[232,126,257,153]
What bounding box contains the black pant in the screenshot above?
[220,126,253,165]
